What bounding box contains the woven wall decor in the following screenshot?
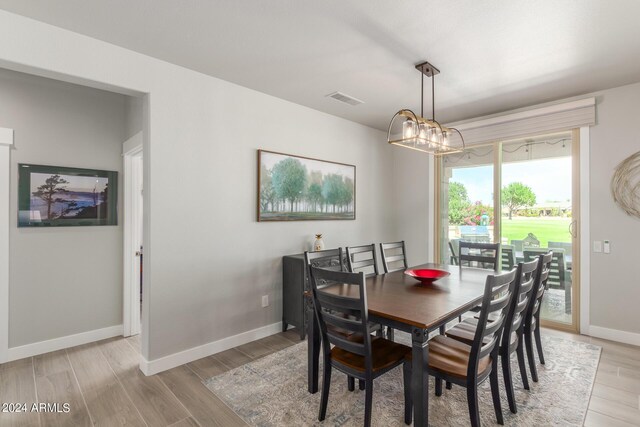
[611,150,640,219]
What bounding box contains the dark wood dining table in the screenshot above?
[306,263,491,427]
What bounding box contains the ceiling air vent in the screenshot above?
[326,91,364,106]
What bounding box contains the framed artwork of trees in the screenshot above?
[258,150,355,221]
[18,164,118,227]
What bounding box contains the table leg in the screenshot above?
[307,300,320,394]
[412,328,429,427]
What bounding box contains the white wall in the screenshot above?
[143,71,398,361]
[125,95,144,141]
[392,148,431,264]
[0,11,418,367]
[0,68,127,347]
[588,81,640,337]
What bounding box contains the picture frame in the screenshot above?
[257,150,356,222]
[18,163,118,227]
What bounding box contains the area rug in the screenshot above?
[204,334,600,426]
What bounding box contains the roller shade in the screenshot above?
[447,98,595,146]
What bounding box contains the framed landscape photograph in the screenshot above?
[18,164,118,227]
[258,150,356,221]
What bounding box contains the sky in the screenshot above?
[451,157,572,205]
[31,172,108,193]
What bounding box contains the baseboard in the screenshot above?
[588,325,640,347]
[139,322,282,376]
[7,324,123,361]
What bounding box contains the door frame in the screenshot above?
[0,127,14,363]
[434,127,590,334]
[123,132,143,337]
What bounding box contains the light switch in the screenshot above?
[603,240,611,254]
[593,241,602,253]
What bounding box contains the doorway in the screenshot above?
[123,132,143,337]
[437,130,581,332]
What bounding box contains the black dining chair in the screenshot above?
[523,251,553,383]
[454,241,500,323]
[379,241,408,273]
[346,244,379,277]
[304,248,345,275]
[309,266,412,427]
[428,268,517,427]
[459,241,500,271]
[306,249,384,391]
[446,258,539,413]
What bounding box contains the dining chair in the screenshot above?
[305,249,384,391]
[379,241,408,273]
[304,248,345,276]
[446,258,538,413]
[458,241,500,271]
[428,268,517,427]
[523,251,553,383]
[455,241,500,321]
[346,244,379,277]
[309,267,412,427]
[501,244,516,271]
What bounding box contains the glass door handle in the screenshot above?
[569,220,577,238]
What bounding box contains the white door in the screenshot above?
[123,133,143,336]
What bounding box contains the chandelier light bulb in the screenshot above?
[418,123,429,145]
[442,131,449,146]
[402,119,416,139]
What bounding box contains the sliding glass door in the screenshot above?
[437,131,579,331]
[438,146,496,265]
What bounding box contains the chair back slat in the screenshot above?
[321,310,363,332]
[469,269,517,375]
[384,254,405,263]
[309,267,372,366]
[380,241,408,273]
[327,332,366,356]
[316,292,361,312]
[459,241,500,271]
[346,244,379,278]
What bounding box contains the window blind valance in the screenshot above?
[446,98,595,146]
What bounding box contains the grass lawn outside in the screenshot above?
[501,216,572,248]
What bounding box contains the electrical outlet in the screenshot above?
[603,240,611,254]
[593,241,602,253]
[261,295,269,308]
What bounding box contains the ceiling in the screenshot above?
[1,0,640,130]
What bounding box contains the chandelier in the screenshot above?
[387,61,465,155]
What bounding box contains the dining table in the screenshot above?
[306,262,492,427]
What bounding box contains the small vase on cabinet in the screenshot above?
[313,234,325,252]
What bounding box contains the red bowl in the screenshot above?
[404,268,450,285]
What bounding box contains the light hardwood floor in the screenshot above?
[0,328,638,426]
